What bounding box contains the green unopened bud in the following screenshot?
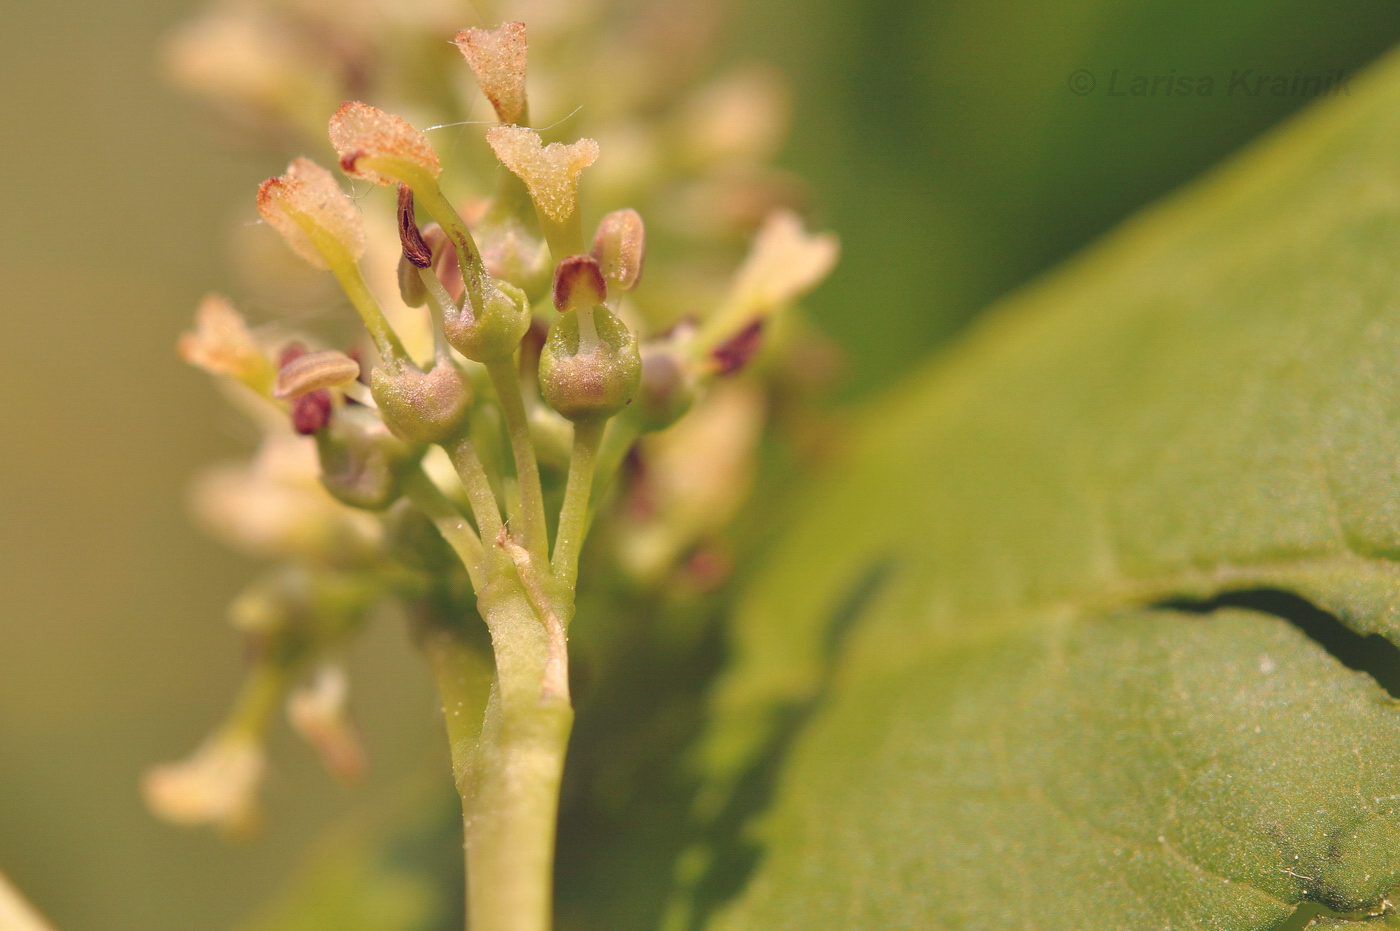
[539,306,641,422]
[443,281,531,363]
[626,340,697,432]
[370,362,473,444]
[590,209,645,291]
[314,404,420,510]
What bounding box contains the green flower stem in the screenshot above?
[222,661,288,743]
[589,417,641,513]
[291,214,408,363]
[468,578,574,931]
[444,434,507,558]
[552,417,606,588]
[487,359,550,563]
[417,267,456,362]
[402,466,489,590]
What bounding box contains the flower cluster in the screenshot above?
[152,16,836,912]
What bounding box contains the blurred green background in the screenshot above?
[5,0,1400,928]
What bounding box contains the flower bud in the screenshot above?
[273,349,361,399]
[178,294,274,392]
[443,281,531,363]
[314,404,420,510]
[329,101,442,187]
[455,22,528,125]
[370,362,473,444]
[143,734,265,834]
[590,209,646,291]
[627,340,697,432]
[256,158,366,270]
[486,125,598,225]
[539,306,641,422]
[287,666,365,783]
[552,255,607,313]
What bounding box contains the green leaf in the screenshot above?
[690,44,1400,930]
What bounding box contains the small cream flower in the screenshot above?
[143,735,265,834]
[455,22,529,124]
[287,666,366,783]
[164,13,323,122]
[189,429,381,559]
[486,125,599,223]
[328,101,442,186]
[177,294,273,391]
[619,385,764,583]
[680,66,791,167]
[256,157,366,270]
[729,209,839,311]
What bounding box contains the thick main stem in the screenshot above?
[468,580,574,931]
[487,360,550,562]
